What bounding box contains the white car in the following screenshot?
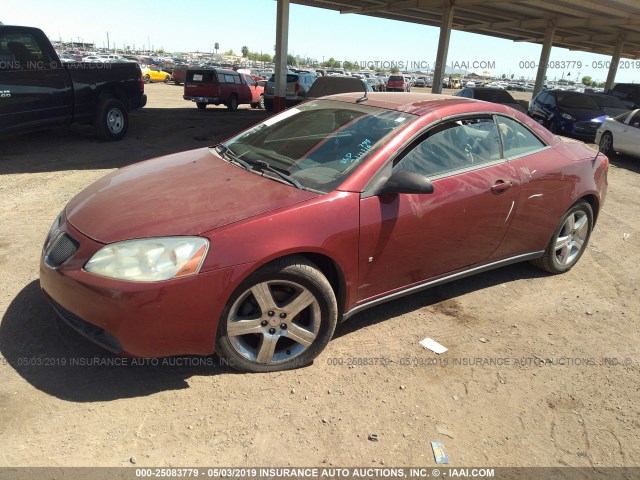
[465,81,476,88]
[595,109,640,158]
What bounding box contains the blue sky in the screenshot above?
[3,0,637,83]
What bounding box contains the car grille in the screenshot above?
[44,232,79,268]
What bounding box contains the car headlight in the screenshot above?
[44,211,63,248]
[85,237,209,282]
[560,113,575,121]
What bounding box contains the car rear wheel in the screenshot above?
[259,94,265,110]
[164,75,170,84]
[143,74,150,84]
[227,95,238,112]
[531,201,593,274]
[215,256,338,373]
[599,132,613,155]
[196,102,207,110]
[94,97,128,141]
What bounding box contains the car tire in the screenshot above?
[174,80,181,86]
[264,99,274,112]
[215,256,338,373]
[530,200,593,274]
[143,74,150,84]
[250,103,258,109]
[164,75,170,84]
[548,118,558,134]
[94,97,128,141]
[227,95,238,112]
[599,131,614,155]
[259,94,265,110]
[196,102,207,110]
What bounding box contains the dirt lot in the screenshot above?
[0,83,639,468]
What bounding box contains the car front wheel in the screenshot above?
[531,201,593,274]
[215,256,338,373]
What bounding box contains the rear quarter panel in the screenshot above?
[493,137,607,258]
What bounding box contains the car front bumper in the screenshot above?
[39,221,238,358]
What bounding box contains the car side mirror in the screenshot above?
[379,169,434,195]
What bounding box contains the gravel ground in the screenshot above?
[0,83,638,468]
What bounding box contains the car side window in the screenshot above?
[0,31,48,69]
[630,112,640,128]
[394,117,501,178]
[245,75,255,86]
[497,116,546,158]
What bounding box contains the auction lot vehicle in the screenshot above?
[183,68,264,111]
[454,87,527,113]
[386,75,410,92]
[596,108,640,158]
[528,90,610,142]
[40,93,608,373]
[0,25,147,141]
[263,71,316,111]
[141,65,171,84]
[607,82,640,109]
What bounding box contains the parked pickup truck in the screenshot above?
[0,25,147,141]
[183,68,264,111]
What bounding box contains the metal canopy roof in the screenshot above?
[290,0,640,59]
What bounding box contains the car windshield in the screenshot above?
[557,93,599,109]
[388,76,403,82]
[589,95,627,109]
[216,99,416,193]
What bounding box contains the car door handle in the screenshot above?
[491,180,512,194]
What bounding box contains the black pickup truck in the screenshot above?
[0,25,146,141]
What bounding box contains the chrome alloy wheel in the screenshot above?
[226,280,321,364]
[554,210,589,266]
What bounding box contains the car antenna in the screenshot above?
[356,81,368,103]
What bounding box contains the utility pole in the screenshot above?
[106,32,110,51]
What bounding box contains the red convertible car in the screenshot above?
[40,93,608,372]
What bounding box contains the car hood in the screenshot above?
[65,148,318,244]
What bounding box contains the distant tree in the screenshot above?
[343,60,354,71]
[214,42,219,54]
[501,73,506,79]
[287,53,296,66]
[223,49,235,56]
[241,46,249,58]
[260,53,272,63]
[324,57,336,68]
[582,75,592,86]
[390,66,400,74]
[510,74,514,80]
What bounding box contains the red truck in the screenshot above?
[183,68,264,111]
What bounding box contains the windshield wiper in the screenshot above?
[215,145,252,171]
[252,159,303,189]
[215,146,303,190]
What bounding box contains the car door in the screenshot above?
[357,115,521,301]
[0,27,72,133]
